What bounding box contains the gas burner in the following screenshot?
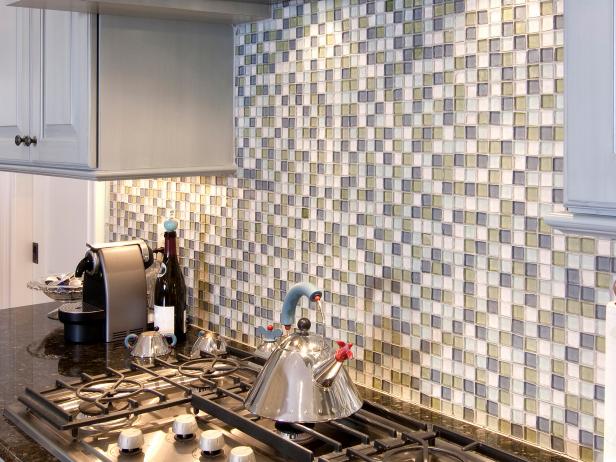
[78,399,130,416]
[382,445,466,462]
[78,413,138,434]
[75,376,144,414]
[274,421,315,444]
[177,357,241,382]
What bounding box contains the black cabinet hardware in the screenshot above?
[15,135,37,146]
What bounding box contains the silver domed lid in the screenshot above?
[278,318,328,355]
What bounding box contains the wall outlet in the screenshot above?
[32,242,39,264]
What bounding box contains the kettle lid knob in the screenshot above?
[297,317,311,332]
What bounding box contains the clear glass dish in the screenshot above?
[27,276,83,301]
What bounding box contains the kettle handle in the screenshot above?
[124,333,138,349]
[281,283,323,328]
[164,333,177,347]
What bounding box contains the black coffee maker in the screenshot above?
[59,240,154,344]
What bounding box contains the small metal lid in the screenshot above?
[278,318,327,353]
[139,331,159,337]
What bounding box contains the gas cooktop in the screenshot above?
[6,345,538,462]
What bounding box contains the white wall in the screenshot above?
[0,172,106,309]
[0,172,35,308]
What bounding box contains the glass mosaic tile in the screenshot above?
[108,0,605,460]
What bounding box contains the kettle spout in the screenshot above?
[313,341,353,387]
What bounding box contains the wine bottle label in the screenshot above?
[154,304,174,334]
[183,310,187,334]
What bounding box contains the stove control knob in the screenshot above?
[118,428,144,453]
[200,429,225,456]
[228,446,256,462]
[172,414,198,439]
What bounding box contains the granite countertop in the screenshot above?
[0,302,573,462]
[0,302,198,462]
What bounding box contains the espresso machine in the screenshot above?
[59,240,154,344]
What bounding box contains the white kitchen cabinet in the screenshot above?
[29,10,96,167]
[0,5,234,180]
[544,0,616,236]
[0,5,29,163]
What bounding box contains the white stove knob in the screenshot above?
[200,429,225,455]
[228,446,256,462]
[118,428,144,453]
[172,414,198,438]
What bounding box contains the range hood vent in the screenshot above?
[8,0,273,23]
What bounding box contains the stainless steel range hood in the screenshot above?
[8,0,273,23]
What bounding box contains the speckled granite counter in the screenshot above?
[0,303,573,462]
[0,302,197,462]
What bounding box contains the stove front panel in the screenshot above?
[80,405,283,462]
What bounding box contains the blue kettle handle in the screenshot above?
[124,333,138,349]
[165,333,177,347]
[281,283,323,327]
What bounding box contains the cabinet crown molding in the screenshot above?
[9,0,272,23]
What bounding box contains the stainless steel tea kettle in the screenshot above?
[244,283,363,422]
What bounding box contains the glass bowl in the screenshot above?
[27,276,83,302]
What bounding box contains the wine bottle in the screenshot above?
[154,214,187,341]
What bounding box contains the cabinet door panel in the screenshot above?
[43,14,72,127]
[0,6,29,162]
[30,10,96,167]
[564,0,616,215]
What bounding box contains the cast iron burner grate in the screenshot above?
[75,376,145,415]
[14,344,536,462]
[155,352,258,390]
[17,365,192,433]
[382,444,466,462]
[178,356,240,379]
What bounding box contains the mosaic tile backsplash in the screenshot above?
[107,0,609,460]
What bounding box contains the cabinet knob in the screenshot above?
[24,136,37,147]
[14,135,25,146]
